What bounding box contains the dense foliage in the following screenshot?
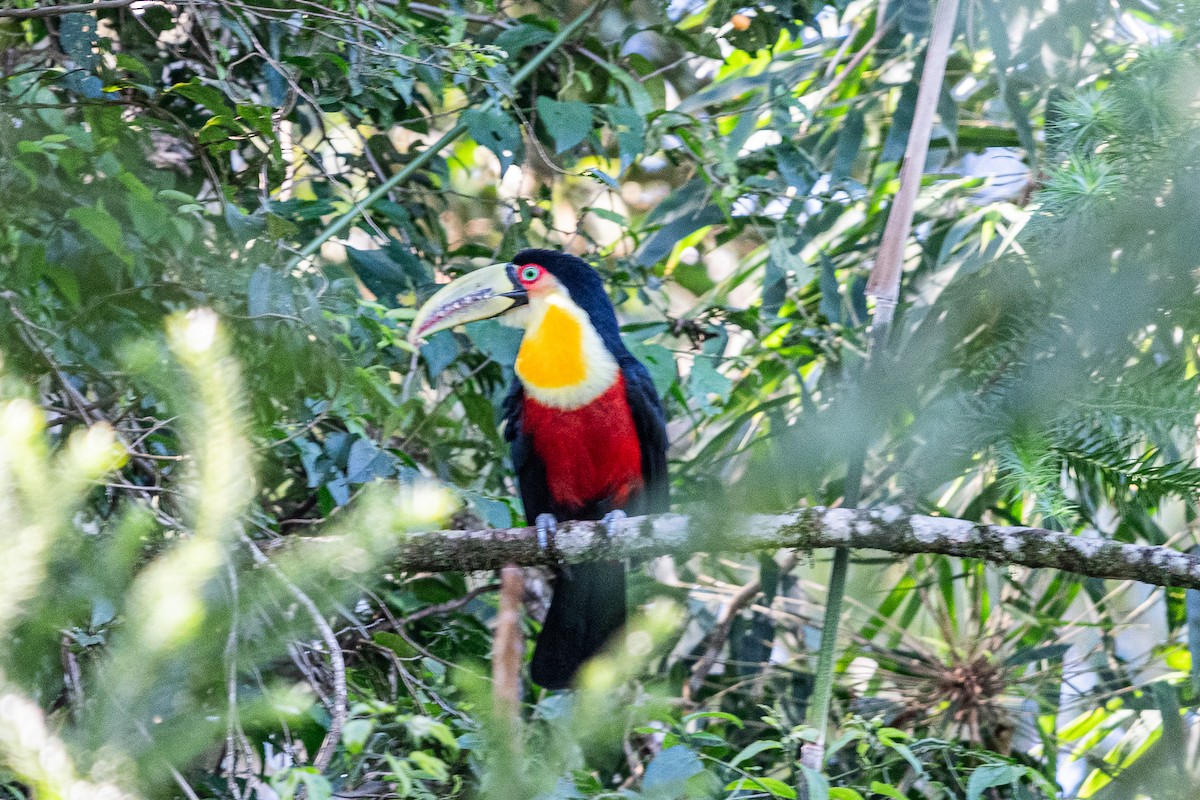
[2,0,1200,798]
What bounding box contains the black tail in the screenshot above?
[530,561,626,690]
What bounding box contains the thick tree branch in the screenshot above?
[308,508,1200,590]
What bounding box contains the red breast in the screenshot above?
[521,372,644,511]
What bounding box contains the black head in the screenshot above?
[512,249,629,357]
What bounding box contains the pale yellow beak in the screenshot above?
[408,263,527,343]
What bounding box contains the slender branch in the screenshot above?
[0,0,161,20]
[397,581,500,626]
[287,2,605,269]
[686,551,798,699]
[275,509,1200,592]
[240,534,346,772]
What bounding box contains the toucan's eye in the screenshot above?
[519,265,541,283]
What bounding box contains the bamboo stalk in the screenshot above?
[803,0,963,771]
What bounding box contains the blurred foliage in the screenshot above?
[3,0,1200,797]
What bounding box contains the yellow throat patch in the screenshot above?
[515,303,586,389]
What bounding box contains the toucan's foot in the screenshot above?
[599,509,626,541]
[535,513,558,553]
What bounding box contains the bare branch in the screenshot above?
[240,534,346,772]
[686,551,798,699]
[0,1,164,20]
[279,508,1200,591]
[492,567,524,729]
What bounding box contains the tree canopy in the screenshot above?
[2,0,1200,798]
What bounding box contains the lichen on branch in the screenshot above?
[292,507,1200,591]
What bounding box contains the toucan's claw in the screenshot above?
[599,509,626,541]
[535,513,558,553]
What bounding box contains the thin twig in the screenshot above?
[240,533,347,772]
[223,561,244,800]
[397,581,501,626]
[686,551,798,699]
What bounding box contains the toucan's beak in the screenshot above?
[409,263,528,342]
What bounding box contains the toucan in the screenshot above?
[410,249,669,689]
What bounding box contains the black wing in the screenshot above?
[502,380,553,522]
[618,356,670,515]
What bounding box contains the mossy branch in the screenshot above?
[286,508,1200,590]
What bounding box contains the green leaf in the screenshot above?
[729,739,783,767]
[407,750,449,781]
[168,78,235,117]
[643,745,703,789]
[67,205,132,266]
[682,710,744,727]
[832,109,865,181]
[636,202,724,266]
[882,80,918,162]
[346,438,394,483]
[829,789,865,800]
[725,776,798,799]
[462,107,523,173]
[60,12,105,98]
[818,255,840,323]
[419,330,461,378]
[341,718,373,754]
[799,767,827,800]
[536,97,593,154]
[586,168,620,189]
[606,105,646,174]
[347,245,424,304]
[405,715,460,752]
[495,23,554,56]
[776,140,817,195]
[298,771,332,800]
[868,782,907,800]
[689,356,731,412]
[623,339,677,395]
[966,764,1025,800]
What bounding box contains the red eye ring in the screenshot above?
[518,264,542,284]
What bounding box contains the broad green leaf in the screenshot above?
[347,245,424,304]
[606,105,646,174]
[536,97,593,154]
[832,108,865,181]
[643,745,703,789]
[829,789,865,800]
[462,107,523,173]
[67,205,132,266]
[168,78,235,117]
[966,764,1025,800]
[868,782,907,800]
[407,750,449,781]
[882,80,919,162]
[729,739,782,767]
[341,718,373,754]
